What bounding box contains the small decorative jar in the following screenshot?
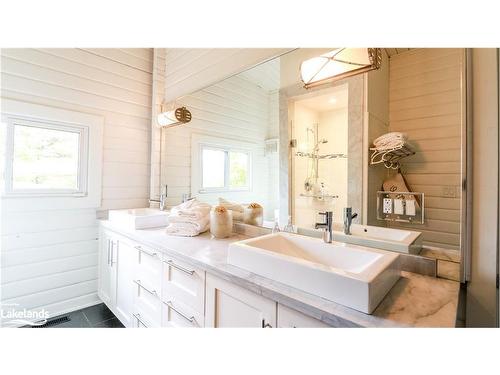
[210,206,233,239]
[243,203,263,226]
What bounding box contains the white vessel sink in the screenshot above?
[332,224,422,254]
[299,224,422,254]
[228,232,400,314]
[108,208,169,229]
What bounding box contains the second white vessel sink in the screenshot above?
[228,232,400,314]
[299,224,422,254]
[108,208,169,229]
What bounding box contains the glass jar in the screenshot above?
[243,203,263,226]
[210,206,233,239]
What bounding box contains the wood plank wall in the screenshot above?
[1,48,153,319]
[388,48,463,250]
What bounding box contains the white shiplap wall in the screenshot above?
[388,48,464,250]
[1,48,153,321]
[150,49,166,203]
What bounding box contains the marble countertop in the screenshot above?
[101,221,460,328]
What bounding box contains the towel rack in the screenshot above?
[370,143,415,169]
[295,151,348,159]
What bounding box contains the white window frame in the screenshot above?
[191,134,255,196]
[199,144,252,193]
[3,116,89,197]
[1,99,103,210]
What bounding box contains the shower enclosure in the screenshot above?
[289,87,349,228]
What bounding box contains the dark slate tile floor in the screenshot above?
[30,303,124,328]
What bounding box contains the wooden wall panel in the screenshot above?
[388,48,464,250]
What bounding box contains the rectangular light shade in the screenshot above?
[300,48,381,89]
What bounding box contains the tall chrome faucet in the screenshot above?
[343,207,358,235]
[315,211,333,243]
[149,185,168,211]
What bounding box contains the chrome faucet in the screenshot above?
[343,207,358,235]
[315,211,333,243]
[149,185,168,211]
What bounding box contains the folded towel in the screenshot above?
[372,132,407,151]
[168,214,210,232]
[170,199,211,220]
[165,221,209,237]
[166,198,211,237]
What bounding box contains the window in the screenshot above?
[200,145,250,192]
[3,117,89,196]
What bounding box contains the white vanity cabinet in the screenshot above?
[98,229,117,309]
[131,243,163,328]
[205,274,276,328]
[98,226,333,328]
[98,229,137,327]
[114,238,137,327]
[277,304,330,328]
[162,257,205,327]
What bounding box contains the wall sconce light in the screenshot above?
[157,104,192,128]
[300,48,382,89]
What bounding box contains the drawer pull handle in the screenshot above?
[164,260,195,275]
[164,301,196,324]
[133,279,158,296]
[132,313,149,328]
[110,241,117,265]
[135,245,158,258]
[107,239,111,265]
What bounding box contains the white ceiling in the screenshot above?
[237,58,281,91]
[296,84,349,112]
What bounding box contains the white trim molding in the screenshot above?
[1,99,104,210]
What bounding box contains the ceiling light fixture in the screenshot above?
[300,48,382,89]
[157,103,192,128]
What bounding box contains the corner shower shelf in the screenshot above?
[300,193,339,199]
[369,144,415,170]
[295,152,348,159]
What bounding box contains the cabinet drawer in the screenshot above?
[131,312,155,328]
[277,304,330,328]
[134,243,162,293]
[133,279,162,327]
[162,256,205,314]
[161,299,204,328]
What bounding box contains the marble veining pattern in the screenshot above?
[101,221,459,327]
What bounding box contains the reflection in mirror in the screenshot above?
[161,56,281,226]
[159,48,466,281]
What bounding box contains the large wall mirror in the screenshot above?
[159,48,467,280]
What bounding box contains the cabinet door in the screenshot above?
[114,239,137,327]
[98,231,116,307]
[277,304,330,328]
[205,274,276,328]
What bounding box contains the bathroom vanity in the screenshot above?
[98,220,459,328]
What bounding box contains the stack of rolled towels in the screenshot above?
[372,132,407,151]
[165,199,211,237]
